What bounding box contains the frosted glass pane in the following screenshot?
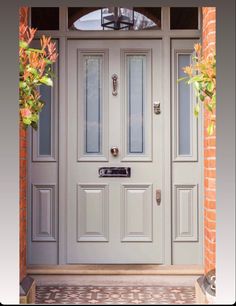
[178,54,191,155]
[39,85,51,155]
[127,56,146,154]
[84,56,102,154]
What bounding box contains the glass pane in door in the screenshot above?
[83,55,103,154]
[127,55,146,154]
[178,54,191,155]
[39,85,52,156]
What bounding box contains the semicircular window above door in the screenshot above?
[68,7,161,30]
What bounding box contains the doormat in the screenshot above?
[36,285,195,304]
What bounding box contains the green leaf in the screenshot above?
[207,122,215,136]
[19,81,27,89]
[27,48,43,53]
[187,75,202,84]
[206,102,215,113]
[31,113,39,122]
[27,67,38,76]
[23,117,31,125]
[39,76,53,86]
[207,82,214,92]
[19,40,28,49]
[194,103,200,117]
[44,59,53,65]
[199,93,205,101]
[177,76,188,82]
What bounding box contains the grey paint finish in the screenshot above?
[77,184,109,242]
[27,41,59,265]
[121,184,153,242]
[67,39,163,264]
[171,40,203,265]
[32,185,57,242]
[28,10,203,266]
[173,184,198,242]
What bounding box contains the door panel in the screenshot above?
[77,184,109,242]
[121,184,153,242]
[171,39,203,264]
[27,40,59,265]
[67,39,163,263]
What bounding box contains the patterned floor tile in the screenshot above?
[36,285,195,305]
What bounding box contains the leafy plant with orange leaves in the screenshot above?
[19,24,58,129]
[179,43,216,135]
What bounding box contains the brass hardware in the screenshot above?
[110,147,119,156]
[156,189,161,205]
[153,101,161,115]
[112,74,118,96]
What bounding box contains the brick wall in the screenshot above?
[19,6,28,283]
[202,7,216,274]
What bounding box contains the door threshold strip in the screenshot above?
[27,264,204,275]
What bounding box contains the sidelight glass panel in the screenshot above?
[178,54,191,155]
[84,56,102,154]
[127,55,146,154]
[39,85,52,155]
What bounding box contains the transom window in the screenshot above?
[30,7,199,31]
[68,7,161,31]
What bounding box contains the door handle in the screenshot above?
[110,146,119,156]
[156,189,161,205]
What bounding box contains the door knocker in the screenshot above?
[112,74,118,96]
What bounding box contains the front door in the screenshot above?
[67,39,163,263]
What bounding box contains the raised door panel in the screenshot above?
[173,184,198,241]
[77,184,109,241]
[121,184,153,242]
[32,184,57,241]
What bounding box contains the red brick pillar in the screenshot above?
[202,7,216,274]
[19,6,29,283]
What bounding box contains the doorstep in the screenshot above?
[27,264,204,275]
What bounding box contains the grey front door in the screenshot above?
[67,39,164,263]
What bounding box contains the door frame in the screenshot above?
[31,6,203,265]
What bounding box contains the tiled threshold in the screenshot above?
[27,264,204,275]
[36,284,196,304]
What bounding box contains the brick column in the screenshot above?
[202,7,216,274]
[19,6,28,283]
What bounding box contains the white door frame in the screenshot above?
[32,6,203,265]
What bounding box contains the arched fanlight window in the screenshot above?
[68,8,161,31]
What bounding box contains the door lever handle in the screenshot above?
[156,189,161,205]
